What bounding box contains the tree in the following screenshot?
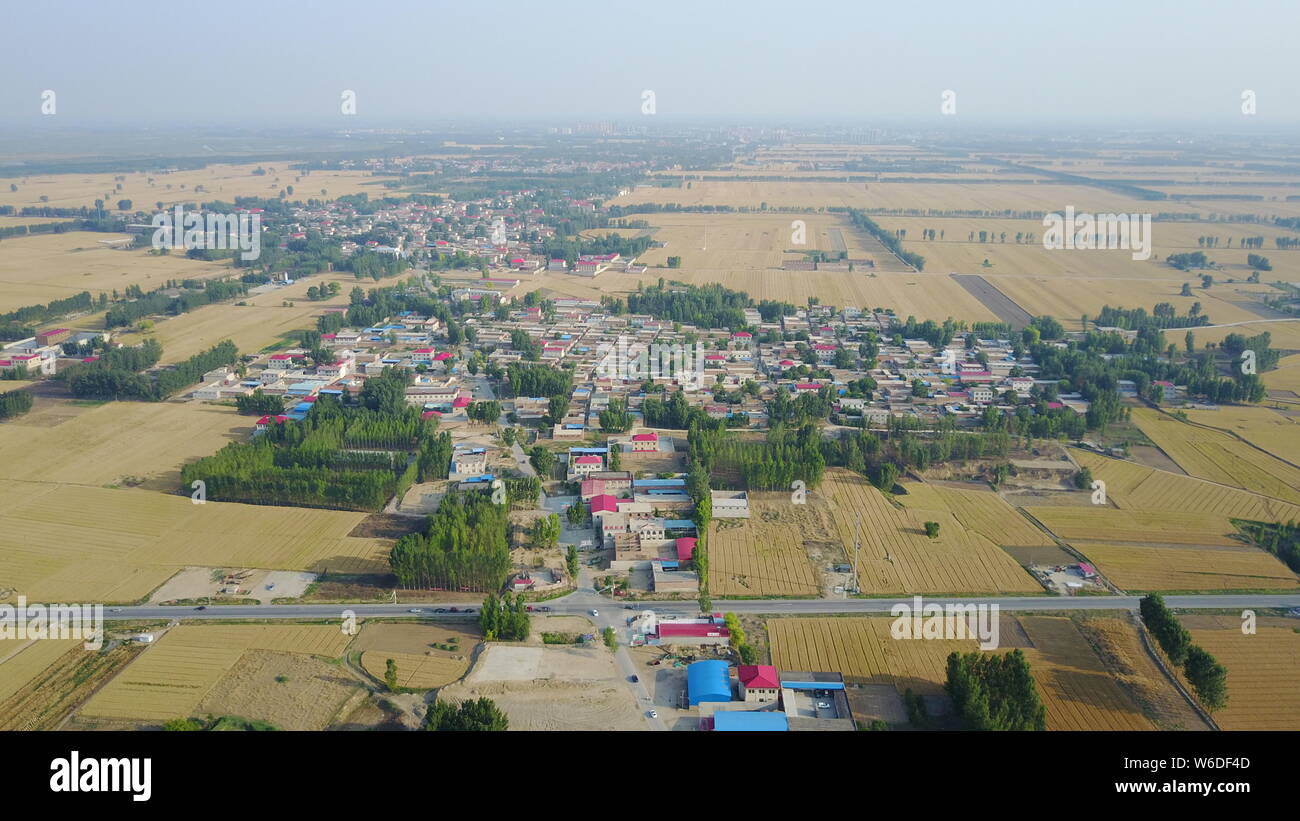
[162,717,203,731]
[567,500,587,526]
[923,521,940,539]
[384,658,398,691]
[425,697,509,731]
[602,626,617,651]
[1183,646,1228,711]
[529,445,555,477]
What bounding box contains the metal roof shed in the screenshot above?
[686,660,731,706]
[713,711,789,731]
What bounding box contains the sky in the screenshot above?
[0,0,1297,130]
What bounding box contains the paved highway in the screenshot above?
[102,592,1300,622]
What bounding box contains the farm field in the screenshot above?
[897,480,1055,547]
[1075,543,1297,593]
[767,615,1154,730]
[710,503,820,597]
[1073,449,1300,523]
[0,399,253,490]
[0,163,396,212]
[352,622,478,689]
[0,640,142,730]
[0,482,388,603]
[1263,352,1300,401]
[191,648,363,730]
[1178,405,1300,465]
[609,179,1210,217]
[110,273,356,364]
[78,624,353,723]
[1076,616,1212,731]
[361,650,468,689]
[1024,505,1241,547]
[1130,408,1300,505]
[1179,616,1300,730]
[0,231,232,313]
[818,469,1039,595]
[1192,319,1300,351]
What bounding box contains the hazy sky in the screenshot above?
[2,0,1297,129]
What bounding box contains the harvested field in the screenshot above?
[1077,543,1298,593]
[0,483,389,603]
[1075,616,1211,731]
[819,469,1039,595]
[1073,449,1300,523]
[194,649,363,730]
[1130,408,1300,504]
[1017,616,1154,731]
[1024,506,1241,547]
[0,231,232,314]
[0,640,143,730]
[1179,406,1300,465]
[897,480,1055,548]
[79,624,353,722]
[710,502,819,597]
[1181,617,1300,730]
[0,163,395,212]
[0,399,253,490]
[361,650,468,689]
[950,274,1032,328]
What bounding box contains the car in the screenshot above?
[817,701,832,710]
[434,608,447,613]
[629,675,639,683]
[448,607,460,613]
[194,605,207,611]
[538,606,552,612]
[408,608,423,613]
[463,608,474,614]
[265,583,275,591]
[590,609,599,617]
[109,608,122,613]
[647,710,658,719]
[526,606,534,612]
[624,604,633,610]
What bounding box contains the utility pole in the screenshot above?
[852,512,862,595]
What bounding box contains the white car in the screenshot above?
[408,608,423,613]
[648,710,658,719]
[590,609,599,617]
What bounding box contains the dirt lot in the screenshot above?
[437,643,645,731]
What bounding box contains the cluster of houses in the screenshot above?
[0,328,110,377]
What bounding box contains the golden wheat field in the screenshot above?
[1181,617,1300,730]
[767,615,1153,730]
[79,624,353,721]
[1024,505,1242,547]
[0,639,83,704]
[0,399,253,490]
[0,163,396,212]
[897,481,1055,547]
[0,231,234,314]
[1263,353,1300,400]
[111,272,356,364]
[1130,408,1300,505]
[1073,449,1300,524]
[361,650,468,689]
[0,481,388,603]
[1015,616,1154,731]
[709,514,820,597]
[1193,319,1300,350]
[1076,543,1297,592]
[820,469,1039,595]
[1179,405,1300,465]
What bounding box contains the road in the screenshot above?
[101,593,1300,622]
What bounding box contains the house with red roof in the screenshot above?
[630,431,659,452]
[737,665,781,703]
[567,453,604,480]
